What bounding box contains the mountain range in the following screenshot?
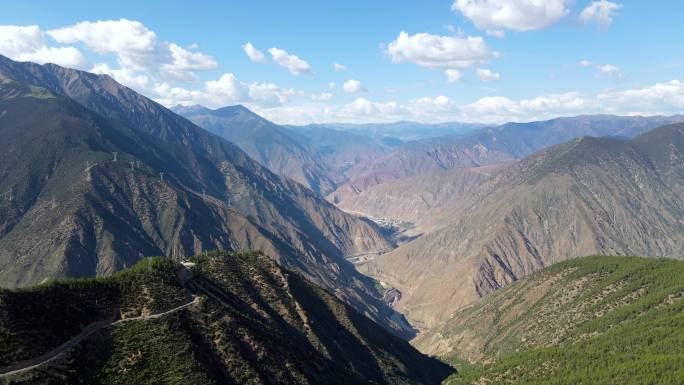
[300,121,484,142]
[172,104,344,195]
[0,54,410,337]
[3,53,684,384]
[174,106,493,197]
[330,114,684,226]
[362,122,684,329]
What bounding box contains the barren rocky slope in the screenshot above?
[362,124,684,330]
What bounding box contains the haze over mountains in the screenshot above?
[173,104,344,195]
[173,105,492,198]
[297,121,484,142]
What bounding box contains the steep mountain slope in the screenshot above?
[362,124,684,330]
[0,56,407,336]
[436,256,684,384]
[331,115,684,221]
[174,105,342,195]
[0,252,453,384]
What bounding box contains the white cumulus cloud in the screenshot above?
[386,31,497,71]
[579,1,623,29]
[333,62,346,71]
[243,42,266,63]
[477,68,501,82]
[268,47,312,75]
[445,69,463,83]
[0,25,86,67]
[596,64,623,79]
[91,63,150,89]
[343,79,366,93]
[48,19,217,82]
[595,80,684,114]
[312,92,333,101]
[228,79,684,125]
[153,72,299,109]
[451,0,570,34]
[204,73,251,104]
[578,59,593,67]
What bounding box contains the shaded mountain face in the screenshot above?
[174,105,343,195]
[439,256,684,384]
[362,124,684,330]
[0,56,410,337]
[330,115,684,223]
[0,253,453,384]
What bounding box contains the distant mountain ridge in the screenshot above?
[303,121,485,142]
[172,104,344,195]
[330,114,684,226]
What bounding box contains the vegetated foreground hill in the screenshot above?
[0,56,407,337]
[173,105,343,195]
[0,252,453,385]
[435,256,684,385]
[330,114,684,223]
[362,124,684,330]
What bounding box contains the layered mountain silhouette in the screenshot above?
[305,121,484,142]
[331,115,684,224]
[362,123,684,329]
[287,123,391,175]
[173,104,344,195]
[0,55,412,337]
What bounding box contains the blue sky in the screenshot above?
[1,0,683,124]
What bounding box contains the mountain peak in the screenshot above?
[212,104,267,121]
[169,104,210,115]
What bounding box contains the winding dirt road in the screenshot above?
[0,296,199,378]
